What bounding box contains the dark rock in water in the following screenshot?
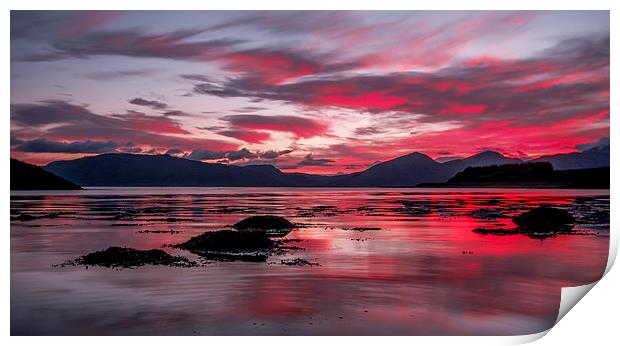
[473,226,562,239]
[473,207,576,239]
[13,213,37,222]
[233,215,294,237]
[472,227,518,236]
[71,247,196,268]
[12,213,60,222]
[281,258,320,266]
[513,207,575,233]
[173,230,275,262]
[469,208,506,220]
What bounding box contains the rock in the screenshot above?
[173,230,275,262]
[472,227,518,236]
[233,215,294,237]
[12,212,60,221]
[280,258,320,266]
[513,207,575,233]
[71,247,196,268]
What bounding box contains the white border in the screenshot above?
[3,1,617,345]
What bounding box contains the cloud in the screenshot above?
[84,69,157,81]
[119,146,143,154]
[576,136,609,151]
[128,97,168,110]
[221,114,328,138]
[11,101,238,154]
[435,156,465,163]
[354,126,384,136]
[226,148,258,161]
[298,153,335,167]
[187,149,226,161]
[11,11,118,41]
[259,149,293,159]
[10,136,23,145]
[14,138,118,153]
[217,129,271,144]
[165,148,184,156]
[187,147,293,163]
[189,34,609,129]
[17,28,241,62]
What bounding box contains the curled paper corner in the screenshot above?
[511,232,617,344]
[505,283,599,345]
[555,281,598,324]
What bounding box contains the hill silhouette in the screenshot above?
[440,162,609,188]
[11,158,81,190]
[44,151,526,187]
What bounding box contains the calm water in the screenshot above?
[10,188,609,335]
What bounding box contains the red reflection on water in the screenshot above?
[10,188,609,335]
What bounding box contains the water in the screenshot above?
[10,188,609,335]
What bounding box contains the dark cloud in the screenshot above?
[435,156,465,163]
[187,147,292,162]
[17,25,354,84]
[180,74,214,82]
[233,106,268,113]
[14,138,118,153]
[226,148,258,161]
[11,100,237,153]
[11,11,117,41]
[354,126,384,136]
[217,129,271,144]
[118,146,143,154]
[85,69,157,81]
[10,136,24,146]
[163,110,192,117]
[187,149,226,161]
[221,114,328,138]
[165,148,184,156]
[189,34,609,128]
[129,97,168,110]
[298,153,335,167]
[259,149,293,159]
[576,136,609,151]
[19,29,239,62]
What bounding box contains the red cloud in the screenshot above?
[221,114,329,139]
[217,129,271,144]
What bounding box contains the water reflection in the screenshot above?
[11,188,609,335]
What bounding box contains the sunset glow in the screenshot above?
[10,11,609,174]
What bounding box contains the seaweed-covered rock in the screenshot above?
[233,215,294,237]
[12,212,60,222]
[472,206,577,239]
[513,207,575,233]
[71,247,196,268]
[173,230,275,262]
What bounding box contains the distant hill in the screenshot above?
[532,146,609,170]
[45,153,287,187]
[43,149,608,188]
[337,151,521,187]
[433,162,609,189]
[11,158,81,190]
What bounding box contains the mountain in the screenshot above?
[532,146,609,170]
[11,158,81,190]
[45,153,287,187]
[336,151,522,187]
[43,149,603,188]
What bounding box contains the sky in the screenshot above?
[10,11,609,174]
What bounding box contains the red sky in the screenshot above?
[10,11,609,174]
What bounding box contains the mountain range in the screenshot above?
[42,147,609,187]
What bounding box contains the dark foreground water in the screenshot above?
[10,188,609,335]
